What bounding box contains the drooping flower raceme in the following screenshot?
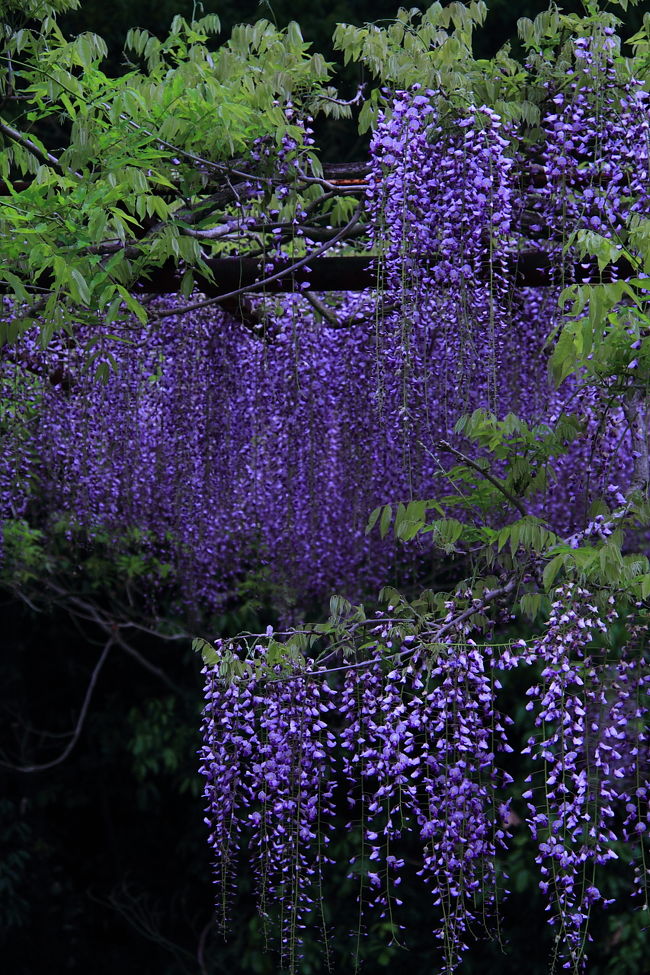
[412,641,513,971]
[200,645,337,973]
[200,598,648,973]
[204,631,517,974]
[523,585,649,970]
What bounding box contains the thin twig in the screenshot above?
[438,440,529,517]
[35,582,186,692]
[304,292,399,329]
[112,631,182,694]
[212,579,520,683]
[424,578,517,646]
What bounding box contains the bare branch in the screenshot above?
[13,580,187,693]
[148,204,363,322]
[1,637,113,773]
[112,631,182,694]
[53,590,184,693]
[303,292,399,329]
[303,291,342,327]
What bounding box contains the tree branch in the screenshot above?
[18,581,188,693]
[424,578,517,646]
[303,291,399,329]
[0,117,64,172]
[112,631,182,694]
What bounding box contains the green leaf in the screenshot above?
[520,592,542,620]
[69,268,91,304]
[192,637,220,667]
[543,553,566,591]
[116,286,147,324]
[379,504,392,539]
[366,505,381,535]
[1,270,30,303]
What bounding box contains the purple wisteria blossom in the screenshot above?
[200,646,337,972]
[523,585,649,970]
[3,59,647,608]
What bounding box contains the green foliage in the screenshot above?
[334,2,511,132]
[193,629,311,681]
[1,519,47,584]
[127,696,200,798]
[363,398,650,633]
[550,278,650,388]
[0,515,177,609]
[1,0,648,350]
[369,410,581,546]
[0,799,31,931]
[0,5,344,342]
[598,908,650,974]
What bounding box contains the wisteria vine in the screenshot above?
[2,16,650,974]
[2,56,647,610]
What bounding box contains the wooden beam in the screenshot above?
[136,251,639,298]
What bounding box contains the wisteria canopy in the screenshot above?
[2,0,650,972]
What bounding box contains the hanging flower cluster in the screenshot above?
[340,660,416,923]
[199,615,649,973]
[199,644,337,970]
[412,642,513,969]
[200,659,258,930]
[202,636,517,972]
[366,91,517,423]
[0,278,564,612]
[534,30,649,268]
[368,93,514,293]
[523,585,649,969]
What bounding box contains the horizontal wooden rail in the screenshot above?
[138,251,638,298]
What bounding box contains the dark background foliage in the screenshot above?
[2,1,649,973]
[57,0,643,65]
